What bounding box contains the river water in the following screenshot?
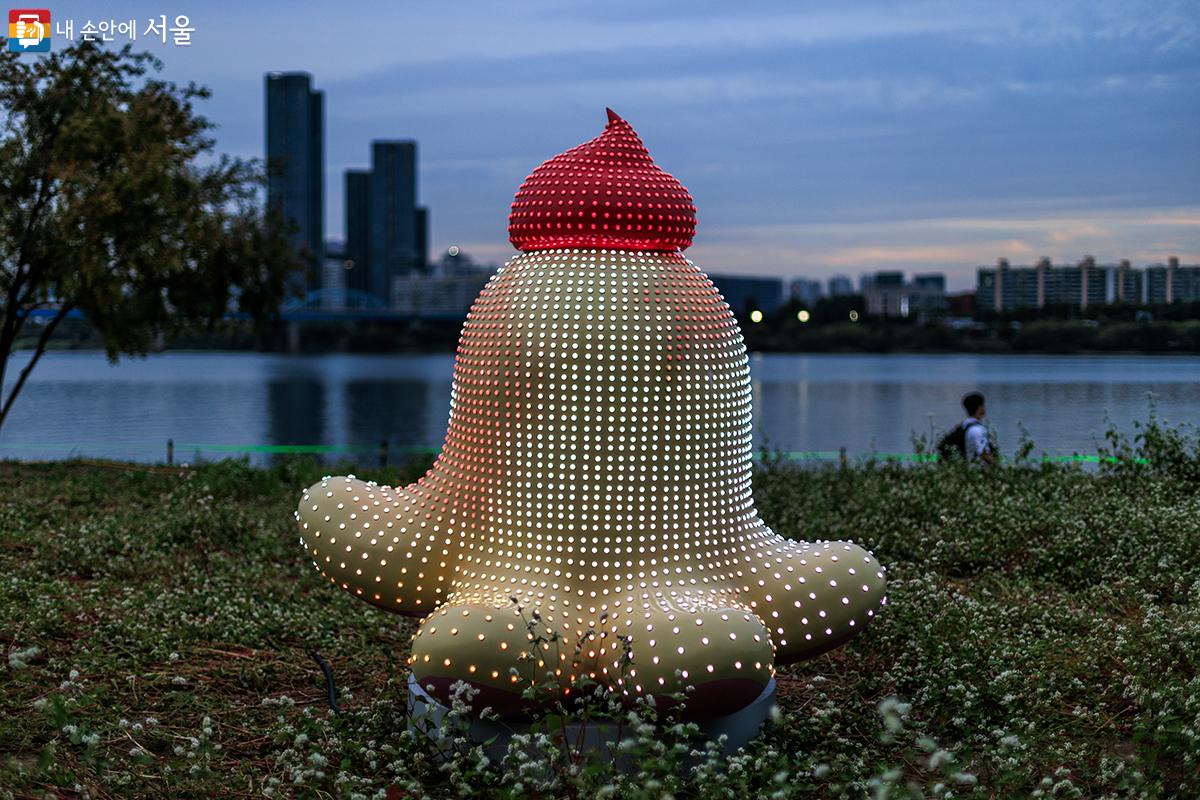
[1,351,1196,464]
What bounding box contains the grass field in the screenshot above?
[1,420,1198,799]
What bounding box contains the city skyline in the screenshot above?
[42,0,1200,290]
[266,71,432,308]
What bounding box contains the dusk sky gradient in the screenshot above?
[46,1,1200,288]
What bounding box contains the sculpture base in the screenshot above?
[407,674,777,765]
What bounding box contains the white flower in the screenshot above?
[7,645,40,669]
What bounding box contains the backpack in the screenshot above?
[936,420,982,461]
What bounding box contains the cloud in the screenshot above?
[454,205,1200,295]
[685,205,1200,289]
[818,241,1037,266]
[1048,224,1110,244]
[41,0,1195,293]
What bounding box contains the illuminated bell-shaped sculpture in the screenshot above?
[297,109,887,720]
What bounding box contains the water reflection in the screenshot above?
[343,379,433,450]
[268,375,326,447]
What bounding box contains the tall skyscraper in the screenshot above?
[912,273,946,293]
[265,72,324,296]
[369,140,419,303]
[344,169,371,297]
[415,206,429,273]
[789,277,823,306]
[828,275,854,297]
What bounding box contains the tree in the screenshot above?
[0,41,301,431]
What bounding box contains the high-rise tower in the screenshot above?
[265,72,324,296]
[344,169,371,297]
[369,141,419,303]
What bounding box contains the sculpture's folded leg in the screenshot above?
[297,476,456,617]
[733,531,887,665]
[604,592,775,719]
[409,594,589,717]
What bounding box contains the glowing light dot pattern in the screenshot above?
[296,111,887,721]
[508,108,696,253]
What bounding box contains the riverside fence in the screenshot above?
[0,439,1151,467]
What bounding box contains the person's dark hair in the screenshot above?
[962,392,985,416]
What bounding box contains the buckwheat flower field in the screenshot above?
[1,419,1197,799]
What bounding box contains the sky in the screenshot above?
[40,1,1200,289]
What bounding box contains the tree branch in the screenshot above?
[0,308,23,406]
[7,174,55,316]
[1,185,53,384]
[0,302,73,430]
[0,145,59,407]
[2,99,63,363]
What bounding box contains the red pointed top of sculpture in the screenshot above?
[508,108,696,252]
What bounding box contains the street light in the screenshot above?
[750,309,763,323]
[797,309,810,323]
[849,310,859,322]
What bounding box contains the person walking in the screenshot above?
[936,391,996,464]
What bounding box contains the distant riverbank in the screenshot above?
[18,316,1200,356]
[744,318,1200,354]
